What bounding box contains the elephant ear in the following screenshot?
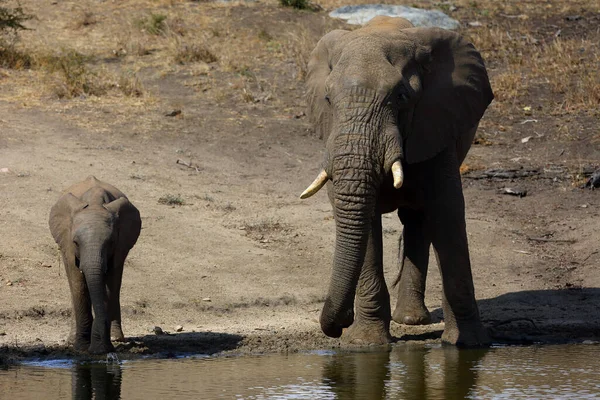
[49,193,88,251]
[306,29,349,141]
[104,196,141,251]
[402,27,494,164]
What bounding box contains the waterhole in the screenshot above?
[2,344,600,399]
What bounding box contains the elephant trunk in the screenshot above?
[320,152,378,337]
[80,245,113,354]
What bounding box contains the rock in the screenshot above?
[501,187,527,198]
[152,326,164,335]
[582,340,598,345]
[175,325,183,332]
[521,136,532,143]
[584,169,600,189]
[202,297,211,302]
[329,4,460,29]
[165,109,182,117]
[41,263,52,268]
[565,15,582,22]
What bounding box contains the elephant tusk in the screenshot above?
[392,161,404,189]
[300,170,329,199]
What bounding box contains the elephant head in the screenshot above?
[301,17,493,338]
[49,189,140,353]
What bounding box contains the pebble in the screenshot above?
[175,325,183,332]
[153,326,164,335]
[202,298,211,302]
[582,340,598,345]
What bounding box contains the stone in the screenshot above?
[175,325,184,332]
[329,4,460,29]
[152,326,164,335]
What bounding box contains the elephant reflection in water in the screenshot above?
[72,362,122,399]
[322,347,487,399]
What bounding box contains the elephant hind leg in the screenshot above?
[392,209,431,326]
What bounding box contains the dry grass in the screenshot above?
[0,45,31,68]
[117,70,145,97]
[241,218,291,242]
[466,15,600,115]
[533,39,600,111]
[285,25,317,81]
[134,12,168,36]
[31,49,146,99]
[158,194,185,206]
[172,41,217,65]
[71,11,97,29]
[1,0,597,128]
[38,50,107,98]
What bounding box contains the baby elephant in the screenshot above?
[49,176,141,354]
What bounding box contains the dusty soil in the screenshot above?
[0,0,599,362]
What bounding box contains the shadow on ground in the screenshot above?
[423,288,600,344]
[121,331,245,356]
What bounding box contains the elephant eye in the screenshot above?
[324,95,331,105]
[396,84,410,103]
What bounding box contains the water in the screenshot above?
[2,344,600,399]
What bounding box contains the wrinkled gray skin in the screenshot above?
[49,176,141,354]
[303,16,494,346]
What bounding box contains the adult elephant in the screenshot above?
[49,176,141,354]
[300,16,493,347]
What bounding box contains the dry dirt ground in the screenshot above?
[0,0,599,362]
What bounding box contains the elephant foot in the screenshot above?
[442,320,490,348]
[111,324,125,342]
[73,339,91,352]
[88,341,116,355]
[392,297,431,326]
[341,319,392,346]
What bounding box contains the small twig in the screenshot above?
[176,159,201,172]
[527,237,577,244]
[519,119,538,124]
[582,251,599,264]
[499,13,523,19]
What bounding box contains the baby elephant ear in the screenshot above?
[104,197,141,251]
[306,29,348,141]
[49,193,87,251]
[402,27,494,164]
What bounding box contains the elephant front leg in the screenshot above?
[423,149,489,347]
[342,213,392,345]
[393,209,432,326]
[106,252,127,342]
[64,255,93,351]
